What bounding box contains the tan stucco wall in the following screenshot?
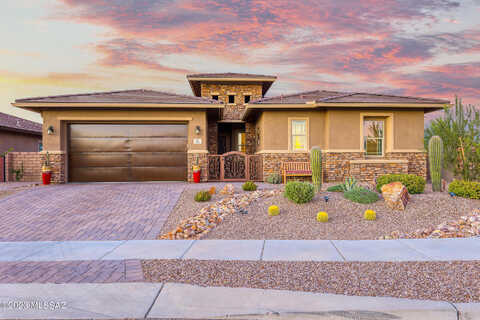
[393,110,425,150]
[41,109,208,152]
[259,110,326,151]
[256,108,425,152]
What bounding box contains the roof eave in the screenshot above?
[12,102,224,109]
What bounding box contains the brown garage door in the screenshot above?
[68,123,187,182]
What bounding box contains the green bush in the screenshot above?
[326,184,344,192]
[266,173,282,184]
[194,191,211,202]
[284,181,315,204]
[242,181,257,191]
[344,188,379,204]
[376,174,425,194]
[448,180,480,199]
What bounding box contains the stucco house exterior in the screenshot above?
[0,112,42,182]
[11,73,449,183]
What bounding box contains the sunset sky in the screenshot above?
[1,0,479,123]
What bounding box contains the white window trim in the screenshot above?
[288,117,309,152]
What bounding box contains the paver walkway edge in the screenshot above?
[1,282,477,319]
[0,238,478,262]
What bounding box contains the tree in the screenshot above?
[425,96,480,180]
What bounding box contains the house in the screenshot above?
[11,73,449,183]
[0,112,42,182]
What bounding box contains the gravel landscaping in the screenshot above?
[161,182,480,240]
[142,259,480,303]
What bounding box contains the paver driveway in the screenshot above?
[0,183,186,241]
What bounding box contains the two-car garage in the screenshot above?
[68,123,188,182]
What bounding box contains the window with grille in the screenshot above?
[291,119,307,151]
[363,118,384,156]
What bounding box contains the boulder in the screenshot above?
[381,181,410,210]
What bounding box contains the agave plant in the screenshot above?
[340,177,360,192]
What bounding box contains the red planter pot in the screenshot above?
[193,170,201,183]
[42,172,52,185]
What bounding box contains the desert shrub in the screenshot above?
[340,177,360,192]
[327,184,344,192]
[266,173,282,184]
[448,180,480,199]
[316,211,328,222]
[242,181,257,191]
[284,181,315,204]
[268,205,280,216]
[376,174,425,194]
[194,191,211,202]
[364,209,377,221]
[344,188,379,204]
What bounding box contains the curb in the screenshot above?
[0,282,478,319]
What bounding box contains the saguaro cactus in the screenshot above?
[310,147,323,192]
[429,135,443,192]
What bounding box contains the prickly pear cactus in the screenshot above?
[428,135,443,192]
[310,147,323,192]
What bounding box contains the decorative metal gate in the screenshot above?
[208,152,262,181]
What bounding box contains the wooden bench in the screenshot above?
[282,162,313,183]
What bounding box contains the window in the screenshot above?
[291,119,307,151]
[228,95,235,104]
[363,118,384,156]
[211,95,218,100]
[244,95,251,103]
[237,132,246,152]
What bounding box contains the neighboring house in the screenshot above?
[0,112,42,181]
[12,73,449,183]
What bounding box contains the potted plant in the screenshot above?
[192,155,201,183]
[42,151,52,185]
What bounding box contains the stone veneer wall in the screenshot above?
[260,151,427,183]
[261,153,310,182]
[323,152,364,182]
[5,152,65,183]
[386,152,427,179]
[245,122,256,155]
[207,120,218,154]
[349,161,409,182]
[200,83,262,121]
[187,153,208,182]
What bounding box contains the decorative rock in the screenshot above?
[381,182,410,210]
[379,209,480,239]
[220,184,234,195]
[159,187,282,240]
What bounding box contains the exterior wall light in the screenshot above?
[47,125,54,135]
[195,125,201,135]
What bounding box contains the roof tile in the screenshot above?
[0,112,42,134]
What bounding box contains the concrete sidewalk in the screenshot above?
[0,282,478,319]
[0,238,479,262]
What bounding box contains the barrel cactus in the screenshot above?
[310,147,323,192]
[428,136,443,192]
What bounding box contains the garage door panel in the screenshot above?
[128,124,187,137]
[70,153,131,168]
[70,124,129,138]
[128,138,187,152]
[69,123,187,182]
[69,167,130,182]
[130,167,186,181]
[130,153,187,167]
[70,138,129,152]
